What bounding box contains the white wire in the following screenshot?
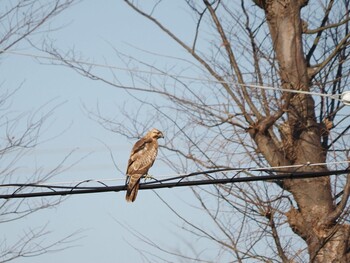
[251,160,350,172]
[5,159,349,187]
[0,49,344,102]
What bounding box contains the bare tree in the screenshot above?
[0,0,79,261]
[48,0,350,262]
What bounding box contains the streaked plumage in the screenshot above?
[125,128,164,202]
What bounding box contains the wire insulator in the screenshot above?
[341,91,350,105]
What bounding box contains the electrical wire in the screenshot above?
[1,49,348,103]
[9,159,349,186]
[0,161,348,199]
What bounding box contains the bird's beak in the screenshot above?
[159,132,164,139]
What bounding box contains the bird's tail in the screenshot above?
[125,175,141,202]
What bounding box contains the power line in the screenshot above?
[2,49,350,104]
[0,167,348,199]
[10,159,350,186]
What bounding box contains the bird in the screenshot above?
[125,128,164,202]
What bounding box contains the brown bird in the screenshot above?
[125,128,164,202]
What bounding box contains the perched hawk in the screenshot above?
[125,128,164,202]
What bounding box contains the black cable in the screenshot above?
[0,168,348,199]
[0,183,100,190]
[0,167,287,190]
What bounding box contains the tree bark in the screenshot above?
[254,1,350,261]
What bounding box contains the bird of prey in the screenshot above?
[125,128,164,202]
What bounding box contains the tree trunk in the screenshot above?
[253,0,350,261]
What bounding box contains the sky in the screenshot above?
[0,1,216,262]
[3,1,350,263]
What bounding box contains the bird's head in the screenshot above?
[148,128,164,139]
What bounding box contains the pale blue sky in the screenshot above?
[5,1,348,262]
[1,1,218,262]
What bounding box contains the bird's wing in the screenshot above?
[126,137,157,175]
[129,138,151,161]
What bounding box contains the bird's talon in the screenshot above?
[143,174,155,180]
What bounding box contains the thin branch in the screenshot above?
[310,31,350,78]
[265,209,290,263]
[322,169,350,226]
[306,0,335,63]
[123,0,253,125]
[203,0,262,120]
